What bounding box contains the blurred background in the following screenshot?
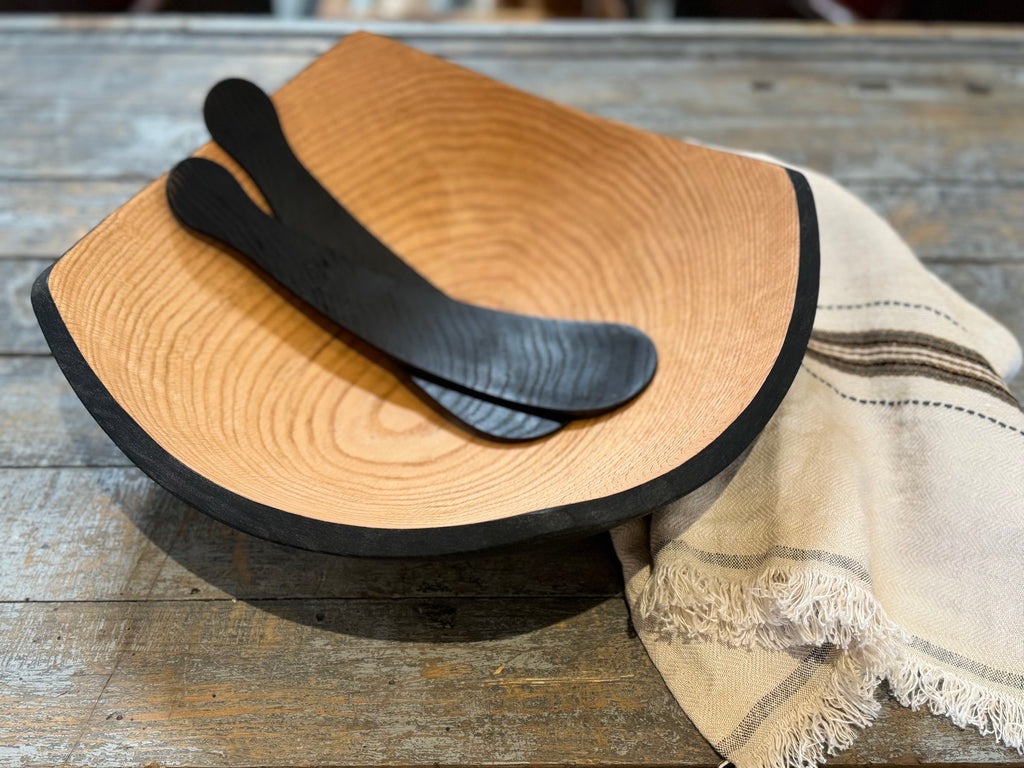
[3,0,1023,22]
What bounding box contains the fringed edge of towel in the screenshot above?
[634,560,1024,765]
[735,652,880,768]
[888,648,1024,752]
[635,561,905,662]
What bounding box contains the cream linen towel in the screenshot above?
[611,164,1024,768]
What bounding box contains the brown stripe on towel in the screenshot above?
[807,330,1019,408]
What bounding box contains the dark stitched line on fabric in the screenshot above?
[802,365,1024,438]
[816,300,962,329]
[714,645,835,756]
[658,539,873,585]
[804,349,1019,408]
[910,636,1024,689]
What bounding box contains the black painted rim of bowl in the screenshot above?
[31,168,819,559]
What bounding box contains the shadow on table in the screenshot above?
[110,477,624,643]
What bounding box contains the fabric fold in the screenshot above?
[612,164,1024,768]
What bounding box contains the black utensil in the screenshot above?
[204,78,565,440]
[166,157,657,418]
[204,78,431,288]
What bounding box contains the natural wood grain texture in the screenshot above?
[0,43,308,181]
[0,468,622,601]
[0,259,51,354]
[0,598,706,767]
[0,181,140,258]
[845,183,1024,264]
[2,596,1021,768]
[0,357,129,467]
[3,26,1024,184]
[47,32,804,532]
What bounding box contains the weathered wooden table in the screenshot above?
[2,15,1022,767]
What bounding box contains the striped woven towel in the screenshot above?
[612,164,1024,768]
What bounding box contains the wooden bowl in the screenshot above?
[33,32,818,557]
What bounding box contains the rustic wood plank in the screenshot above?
[2,596,1021,767]
[0,259,50,354]
[846,702,1024,766]
[2,30,1023,182]
[5,179,1023,263]
[0,181,140,259]
[0,46,307,181]
[0,467,622,602]
[844,183,1024,264]
[0,357,128,467]
[0,598,710,768]
[5,15,1024,55]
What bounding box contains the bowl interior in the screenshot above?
[44,33,808,543]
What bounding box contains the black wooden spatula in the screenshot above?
[204,78,431,288]
[166,157,657,418]
[203,78,566,440]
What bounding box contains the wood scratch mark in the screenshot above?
[60,617,132,767]
[62,496,194,765]
[489,674,636,687]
